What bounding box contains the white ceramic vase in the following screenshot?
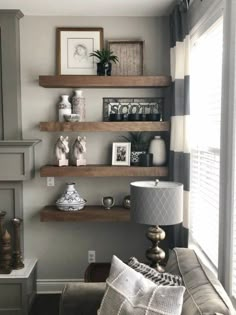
[56,183,86,211]
[72,90,86,122]
[148,136,166,166]
[58,95,72,122]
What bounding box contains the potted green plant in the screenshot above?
[89,49,119,76]
[121,132,150,165]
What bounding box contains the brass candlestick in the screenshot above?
[11,218,24,269]
[0,211,6,239]
[0,230,12,274]
[0,211,11,274]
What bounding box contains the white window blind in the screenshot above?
[232,130,236,298]
[190,17,223,268]
[233,188,236,298]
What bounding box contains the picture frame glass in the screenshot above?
[112,143,131,166]
[57,28,103,75]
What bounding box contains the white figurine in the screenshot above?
[72,136,86,166]
[55,136,69,166]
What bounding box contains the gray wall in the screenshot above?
[20,16,170,280]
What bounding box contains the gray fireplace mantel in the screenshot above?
[0,140,41,181]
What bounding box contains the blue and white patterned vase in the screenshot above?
[56,183,86,211]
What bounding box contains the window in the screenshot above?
[233,183,236,299]
[232,113,236,301]
[190,17,223,268]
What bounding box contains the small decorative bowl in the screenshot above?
[64,114,80,122]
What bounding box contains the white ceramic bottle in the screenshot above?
[58,95,72,122]
[72,89,86,122]
[148,136,166,166]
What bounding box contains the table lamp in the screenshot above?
[130,180,183,272]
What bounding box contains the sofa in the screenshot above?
[59,248,236,315]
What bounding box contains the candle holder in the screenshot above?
[11,218,24,270]
[0,230,12,274]
[0,211,6,238]
[0,211,9,273]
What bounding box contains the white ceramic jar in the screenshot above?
[56,183,86,211]
[58,95,72,122]
[148,136,166,166]
[72,89,86,122]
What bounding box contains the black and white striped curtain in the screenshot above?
[168,2,190,247]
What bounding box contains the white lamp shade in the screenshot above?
[130,181,183,226]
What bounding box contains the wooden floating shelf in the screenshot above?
[38,75,171,88]
[40,205,130,222]
[40,165,168,177]
[39,121,170,132]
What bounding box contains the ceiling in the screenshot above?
[0,0,176,16]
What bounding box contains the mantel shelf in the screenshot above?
[39,121,170,132]
[40,205,130,222]
[40,165,168,177]
[0,139,41,181]
[38,75,171,88]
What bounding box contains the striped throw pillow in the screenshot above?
[128,257,183,286]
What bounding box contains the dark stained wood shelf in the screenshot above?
[39,121,170,132]
[40,205,130,222]
[40,165,168,177]
[38,75,171,88]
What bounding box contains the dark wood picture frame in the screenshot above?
[56,27,104,75]
[108,40,144,76]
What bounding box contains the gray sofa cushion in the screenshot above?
[59,282,106,315]
[165,248,235,315]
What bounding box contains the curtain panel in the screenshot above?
[168,3,190,248]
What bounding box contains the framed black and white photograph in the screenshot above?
[56,27,104,75]
[112,142,131,166]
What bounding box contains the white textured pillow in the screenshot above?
[98,255,185,315]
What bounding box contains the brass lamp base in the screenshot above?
[146,225,166,273]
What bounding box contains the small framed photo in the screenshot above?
[56,27,104,75]
[112,142,131,166]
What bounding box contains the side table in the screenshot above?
[0,258,37,315]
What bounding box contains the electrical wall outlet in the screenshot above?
[88,250,96,263]
[47,177,55,187]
